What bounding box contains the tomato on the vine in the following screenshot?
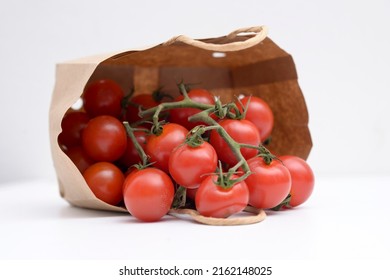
[169,88,215,130]
[235,96,274,141]
[58,111,90,149]
[123,167,174,222]
[82,115,127,162]
[118,128,148,168]
[195,175,249,218]
[83,162,124,205]
[209,119,261,166]
[145,123,188,173]
[244,157,291,209]
[82,79,124,118]
[279,155,315,207]
[169,141,218,189]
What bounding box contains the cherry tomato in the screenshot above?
[58,111,90,149]
[169,141,218,189]
[235,96,274,141]
[124,94,159,124]
[195,175,249,218]
[82,115,127,162]
[209,119,261,166]
[65,146,95,173]
[169,89,215,130]
[279,155,315,207]
[118,128,148,168]
[145,123,188,173]
[83,162,124,205]
[82,79,124,118]
[123,168,174,222]
[244,157,291,209]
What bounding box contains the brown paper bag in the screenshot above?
[49,26,312,224]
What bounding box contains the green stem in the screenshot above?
[135,88,257,186]
[189,110,251,176]
[123,121,149,168]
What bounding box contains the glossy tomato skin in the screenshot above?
[82,79,124,118]
[123,168,174,222]
[245,157,291,209]
[65,146,95,173]
[209,119,261,166]
[82,115,127,162]
[83,162,124,205]
[169,89,215,130]
[124,94,159,124]
[279,155,315,207]
[195,175,249,218]
[236,96,274,141]
[169,141,218,189]
[118,129,148,168]
[145,123,188,173]
[58,111,90,149]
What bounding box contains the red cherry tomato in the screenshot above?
[209,119,261,166]
[123,168,174,222]
[58,111,90,149]
[169,89,215,130]
[279,155,315,207]
[65,146,95,173]
[82,115,127,162]
[118,128,148,168]
[83,162,124,205]
[145,123,188,173]
[195,175,249,218]
[244,157,291,209]
[169,141,218,189]
[236,96,274,141]
[124,94,159,124]
[82,79,124,118]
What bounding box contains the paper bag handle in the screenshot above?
[163,25,268,52]
[168,206,266,226]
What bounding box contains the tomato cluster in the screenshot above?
[58,79,315,223]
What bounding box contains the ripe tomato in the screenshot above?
[236,96,274,141]
[82,115,127,162]
[65,146,95,173]
[169,89,215,130]
[83,162,124,205]
[145,123,188,173]
[123,168,174,222]
[244,157,291,209]
[279,155,315,207]
[118,128,148,168]
[58,111,90,149]
[82,79,124,118]
[209,119,261,166]
[124,93,159,124]
[195,175,249,218]
[169,141,218,189]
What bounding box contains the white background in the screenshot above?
[0,0,389,183]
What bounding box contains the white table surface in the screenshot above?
[1,176,389,260]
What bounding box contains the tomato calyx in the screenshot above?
[171,185,187,209]
[121,87,135,111]
[256,145,277,165]
[270,194,292,211]
[213,161,250,189]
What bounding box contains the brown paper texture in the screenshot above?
[49,31,312,212]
